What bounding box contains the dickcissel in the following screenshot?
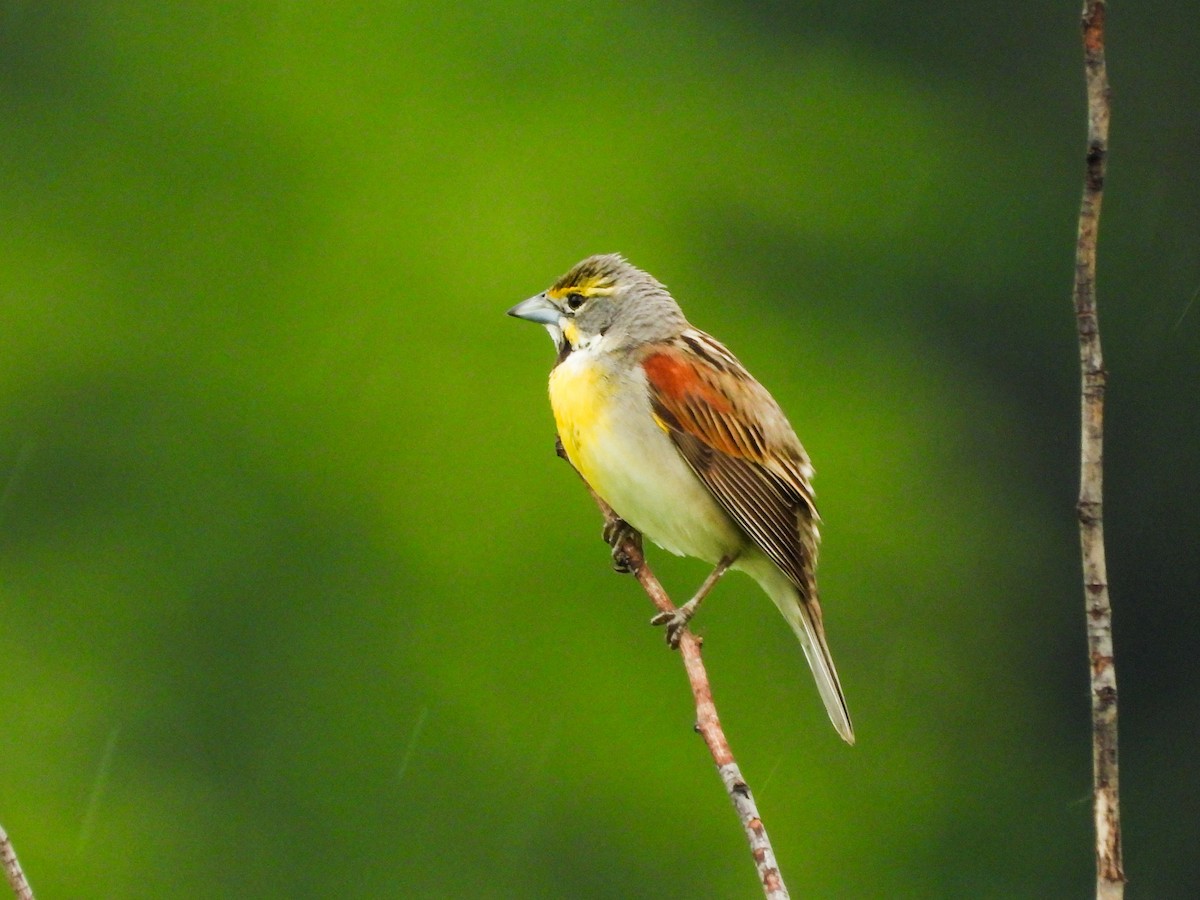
[508,254,853,744]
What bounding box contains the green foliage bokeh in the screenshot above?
[2,2,1197,897]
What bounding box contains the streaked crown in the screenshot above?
[548,254,687,347]
[546,254,641,301]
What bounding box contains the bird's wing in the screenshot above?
[640,330,819,595]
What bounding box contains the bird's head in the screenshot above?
[508,254,687,359]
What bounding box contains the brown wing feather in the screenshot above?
[642,332,820,596]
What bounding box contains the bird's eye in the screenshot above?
[565,292,585,310]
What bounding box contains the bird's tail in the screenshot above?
[750,561,854,744]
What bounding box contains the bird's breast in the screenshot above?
[547,350,743,564]
[548,351,614,471]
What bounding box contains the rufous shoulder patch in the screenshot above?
[643,351,732,414]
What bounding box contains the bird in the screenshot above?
[508,254,853,744]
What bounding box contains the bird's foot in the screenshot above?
[602,517,641,574]
[650,603,697,649]
[648,556,735,648]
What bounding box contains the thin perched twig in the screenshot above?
[1,824,34,900]
[557,444,788,898]
[1073,1,1124,897]
[606,501,789,899]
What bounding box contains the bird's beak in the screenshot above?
[507,293,561,326]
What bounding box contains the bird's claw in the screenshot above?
[650,608,692,648]
[611,549,634,574]
[602,517,640,574]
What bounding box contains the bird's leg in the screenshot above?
[603,516,642,574]
[651,555,735,648]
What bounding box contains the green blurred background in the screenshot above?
[1,2,1196,897]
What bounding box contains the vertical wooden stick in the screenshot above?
[1073,2,1125,896]
[1,824,34,900]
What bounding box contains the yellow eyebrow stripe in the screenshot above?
[546,276,615,300]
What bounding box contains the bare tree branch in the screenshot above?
[1,824,34,900]
[1073,2,1124,896]
[557,442,789,899]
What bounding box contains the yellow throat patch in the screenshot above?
[548,354,613,480]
